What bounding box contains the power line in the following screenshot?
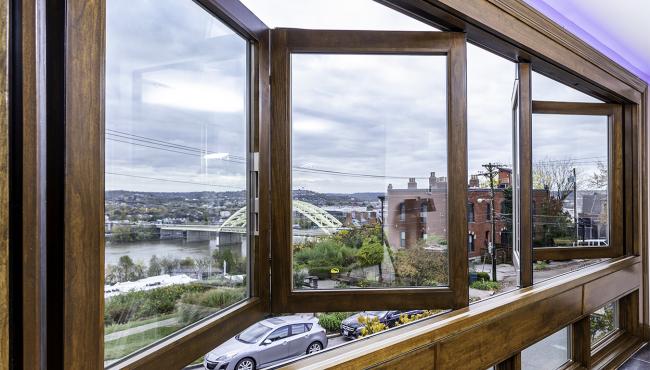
[105,172,244,189]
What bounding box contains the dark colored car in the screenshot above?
[340,310,424,339]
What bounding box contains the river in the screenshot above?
[105,239,213,266]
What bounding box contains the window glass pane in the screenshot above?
[521,327,569,370]
[532,72,603,103]
[591,301,619,345]
[532,114,609,248]
[532,113,609,282]
[467,44,517,302]
[105,0,249,364]
[240,0,438,30]
[291,324,307,335]
[291,53,447,290]
[268,326,290,341]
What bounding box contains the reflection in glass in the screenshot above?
[591,301,619,345]
[291,53,448,290]
[532,72,603,103]
[240,0,438,31]
[531,114,609,283]
[532,114,609,248]
[467,45,516,302]
[521,327,569,370]
[105,0,249,363]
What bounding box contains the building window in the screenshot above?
[468,234,475,252]
[400,203,406,222]
[400,231,406,247]
[420,202,428,223]
[467,202,475,223]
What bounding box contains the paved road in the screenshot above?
[328,334,352,348]
[104,317,179,341]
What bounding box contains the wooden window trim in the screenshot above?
[280,256,641,369]
[64,0,272,368]
[530,101,624,261]
[0,0,7,366]
[515,62,533,288]
[269,29,468,313]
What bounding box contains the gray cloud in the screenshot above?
[106,0,610,194]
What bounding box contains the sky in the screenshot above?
[105,0,607,194]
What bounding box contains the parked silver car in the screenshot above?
[204,315,328,370]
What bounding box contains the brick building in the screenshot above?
[384,169,549,259]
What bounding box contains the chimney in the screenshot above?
[498,168,512,188]
[429,172,436,190]
[408,178,417,190]
[469,175,479,188]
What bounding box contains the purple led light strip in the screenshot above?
[525,0,650,83]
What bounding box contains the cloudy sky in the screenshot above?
[105,0,607,195]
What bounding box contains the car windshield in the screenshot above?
[236,322,272,344]
[364,311,389,317]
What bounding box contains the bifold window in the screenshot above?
[104,0,254,363]
[96,0,632,368]
[531,101,623,261]
[270,29,468,312]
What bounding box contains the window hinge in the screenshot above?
[250,152,260,236]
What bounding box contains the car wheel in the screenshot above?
[235,357,256,370]
[307,341,323,354]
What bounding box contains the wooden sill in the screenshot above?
[278,256,640,370]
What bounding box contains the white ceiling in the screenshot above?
[526,0,650,82]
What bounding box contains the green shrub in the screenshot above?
[533,261,549,271]
[317,312,351,333]
[308,267,331,280]
[176,288,245,325]
[470,280,501,291]
[476,272,491,281]
[177,303,218,325]
[180,287,245,308]
[293,270,308,288]
[104,284,211,325]
[294,240,356,270]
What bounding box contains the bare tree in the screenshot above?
[194,257,212,280]
[587,161,608,190]
[533,157,581,201]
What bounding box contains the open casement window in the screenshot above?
[529,100,624,261]
[512,63,534,287]
[270,29,468,313]
[102,0,271,367]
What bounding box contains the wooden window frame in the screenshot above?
[530,101,624,261]
[513,62,534,288]
[60,0,273,368]
[269,29,468,313]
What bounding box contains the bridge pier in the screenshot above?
[185,230,211,242]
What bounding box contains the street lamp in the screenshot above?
[377,195,385,246]
[478,197,497,282]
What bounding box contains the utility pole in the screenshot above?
[479,163,505,282]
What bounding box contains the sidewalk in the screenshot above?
[104,317,179,342]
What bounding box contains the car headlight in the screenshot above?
[216,351,238,361]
